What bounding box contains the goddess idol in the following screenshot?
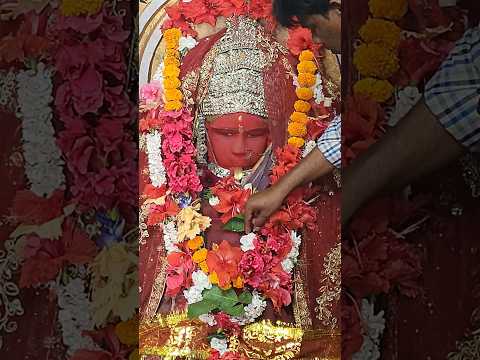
[139,1,340,359]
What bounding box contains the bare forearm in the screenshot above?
[343,100,464,224]
[275,148,335,194]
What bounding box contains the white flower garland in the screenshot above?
[353,298,386,360]
[210,337,228,356]
[232,291,267,325]
[145,130,167,188]
[281,231,302,274]
[16,63,65,197]
[163,220,180,254]
[55,276,97,356]
[183,270,212,305]
[313,73,333,107]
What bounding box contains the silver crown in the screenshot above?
[201,17,268,118]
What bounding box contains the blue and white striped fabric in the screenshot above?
[317,114,341,168]
[424,25,480,153]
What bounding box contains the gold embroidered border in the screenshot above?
[315,243,341,330]
[293,242,313,330]
[143,257,168,320]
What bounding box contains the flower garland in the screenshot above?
[288,49,318,149]
[353,3,405,103]
[16,63,65,198]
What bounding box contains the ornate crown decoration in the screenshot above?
[201,16,268,118]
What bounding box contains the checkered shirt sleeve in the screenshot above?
[317,115,341,168]
[424,25,480,153]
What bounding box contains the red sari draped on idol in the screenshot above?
[139,16,341,360]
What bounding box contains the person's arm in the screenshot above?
[342,100,464,225]
[244,116,340,233]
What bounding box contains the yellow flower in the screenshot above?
[209,271,219,284]
[296,87,314,101]
[165,88,183,102]
[61,0,103,16]
[233,276,244,289]
[164,57,181,67]
[115,317,139,346]
[290,112,309,125]
[129,349,140,360]
[199,261,209,273]
[359,18,401,50]
[288,122,307,137]
[164,77,181,90]
[192,248,208,263]
[353,43,399,79]
[298,73,317,87]
[369,0,408,20]
[165,100,183,111]
[177,205,211,242]
[164,28,182,42]
[165,48,180,59]
[294,100,311,113]
[353,78,394,103]
[187,236,204,250]
[299,50,315,62]
[163,65,181,78]
[297,61,318,74]
[288,137,305,148]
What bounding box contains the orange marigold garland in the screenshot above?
[163,28,183,111]
[288,49,318,148]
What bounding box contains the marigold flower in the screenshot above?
[115,318,139,346]
[359,18,401,50]
[165,88,183,101]
[288,122,307,137]
[61,0,103,16]
[294,100,311,113]
[299,50,315,62]
[233,276,244,289]
[165,48,180,59]
[163,65,181,78]
[164,28,182,42]
[288,137,306,148]
[164,77,181,90]
[199,261,209,274]
[209,271,219,284]
[353,43,399,79]
[296,87,314,101]
[164,56,181,67]
[290,112,309,125]
[192,248,208,263]
[369,0,408,20]
[297,60,317,74]
[353,78,394,103]
[187,236,204,250]
[298,73,316,87]
[165,100,183,111]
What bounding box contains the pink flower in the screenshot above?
[239,250,265,288]
[140,82,162,102]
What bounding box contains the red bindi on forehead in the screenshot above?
[209,112,268,131]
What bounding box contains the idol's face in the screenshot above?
[206,112,270,171]
[304,1,341,53]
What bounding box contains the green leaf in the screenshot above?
[223,215,245,233]
[203,286,237,307]
[224,304,245,317]
[238,291,253,304]
[187,299,217,318]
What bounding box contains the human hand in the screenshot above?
[244,186,286,233]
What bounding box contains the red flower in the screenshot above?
[206,240,243,288]
[287,27,321,56]
[71,325,130,360]
[12,190,64,225]
[147,197,180,226]
[341,296,363,359]
[239,250,266,288]
[19,219,97,288]
[214,312,241,335]
[166,252,195,297]
[270,145,300,184]
[211,177,252,223]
